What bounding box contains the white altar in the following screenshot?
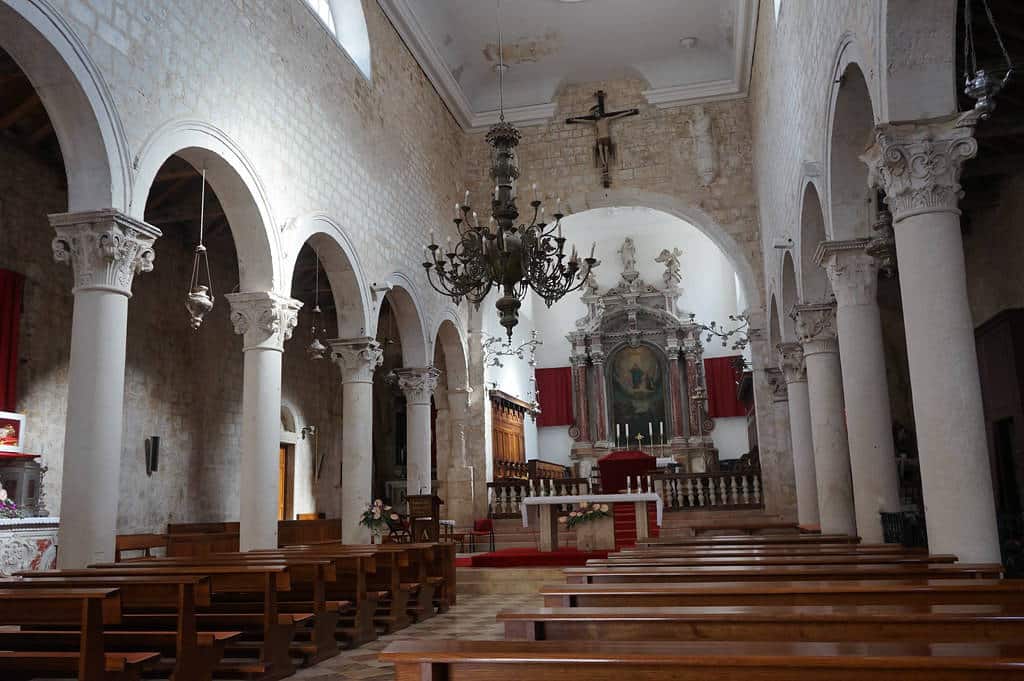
[521,493,661,552]
[0,516,59,576]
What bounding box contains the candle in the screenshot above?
[590,242,596,258]
[532,182,537,200]
[423,246,430,261]
[556,196,561,211]
[649,421,653,443]
[430,229,435,245]
[616,423,621,442]
[494,184,499,199]
[471,211,478,227]
[464,189,470,205]
[625,423,630,442]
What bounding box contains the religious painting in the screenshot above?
[0,411,26,453]
[609,346,666,448]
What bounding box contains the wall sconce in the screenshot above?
[144,436,160,476]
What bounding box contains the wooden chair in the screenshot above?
[467,518,495,552]
[113,534,167,562]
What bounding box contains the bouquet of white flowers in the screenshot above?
[359,499,398,535]
[559,499,611,528]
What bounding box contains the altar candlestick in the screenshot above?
[648,421,653,444]
[659,421,664,444]
[616,423,621,445]
[625,423,630,443]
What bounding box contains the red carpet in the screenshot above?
[466,547,610,568]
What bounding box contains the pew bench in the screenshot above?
[561,563,1004,584]
[638,533,862,547]
[586,553,958,567]
[498,604,1024,643]
[0,587,160,681]
[380,639,1024,680]
[540,579,1024,608]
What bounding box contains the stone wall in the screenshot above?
[963,173,1024,326]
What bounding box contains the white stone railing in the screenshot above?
[487,478,590,518]
[653,471,763,511]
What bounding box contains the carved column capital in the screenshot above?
[777,342,807,384]
[569,354,589,368]
[792,302,838,357]
[390,367,441,405]
[50,209,161,296]
[225,291,302,352]
[329,337,383,384]
[861,113,978,223]
[590,351,606,366]
[815,238,879,308]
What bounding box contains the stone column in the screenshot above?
[392,367,441,498]
[778,342,820,527]
[569,353,591,446]
[793,302,856,536]
[817,239,901,543]
[666,335,687,441]
[50,210,160,567]
[590,346,612,447]
[226,292,301,551]
[862,113,999,561]
[444,388,474,526]
[330,338,383,543]
[765,367,796,519]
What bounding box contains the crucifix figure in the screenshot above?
[565,90,639,188]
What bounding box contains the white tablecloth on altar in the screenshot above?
[520,493,662,528]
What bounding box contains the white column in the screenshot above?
[863,113,999,561]
[330,338,383,543]
[392,367,440,499]
[226,292,301,551]
[50,210,160,567]
[778,342,820,527]
[793,302,857,536]
[444,388,475,526]
[817,239,901,543]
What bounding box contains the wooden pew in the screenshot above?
[618,544,921,557]
[92,554,343,666]
[380,639,1024,680]
[671,520,804,536]
[586,553,958,567]
[5,574,237,681]
[113,534,167,562]
[541,579,1024,608]
[498,604,1024,643]
[35,565,301,680]
[561,563,1003,584]
[638,533,861,547]
[0,587,159,681]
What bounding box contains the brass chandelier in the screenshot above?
[422,0,595,340]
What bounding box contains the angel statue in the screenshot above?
[655,247,683,287]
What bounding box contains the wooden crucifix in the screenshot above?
[565,90,639,188]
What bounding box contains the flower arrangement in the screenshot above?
[0,487,22,519]
[359,499,398,535]
[559,500,611,528]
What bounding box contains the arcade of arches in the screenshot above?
[0,0,1023,628]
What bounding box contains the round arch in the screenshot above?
[0,0,130,211]
[285,213,372,338]
[799,182,830,302]
[825,49,878,241]
[433,313,469,392]
[129,119,280,292]
[566,188,761,311]
[378,274,429,367]
[768,293,782,360]
[780,251,798,340]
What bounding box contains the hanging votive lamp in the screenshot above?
[307,248,328,360]
[186,168,215,330]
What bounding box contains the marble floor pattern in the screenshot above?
[292,593,537,681]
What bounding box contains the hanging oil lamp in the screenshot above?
[307,248,328,360]
[186,168,215,330]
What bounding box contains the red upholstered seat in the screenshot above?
[467,519,495,552]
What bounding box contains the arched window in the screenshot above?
[773,0,782,22]
[302,0,372,80]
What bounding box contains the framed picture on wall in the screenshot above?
[0,412,26,453]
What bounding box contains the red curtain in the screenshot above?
[0,269,25,412]
[535,367,574,427]
[704,356,745,418]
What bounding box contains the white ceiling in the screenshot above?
[379,0,758,130]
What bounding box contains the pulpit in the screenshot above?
[407,494,443,542]
[0,452,44,515]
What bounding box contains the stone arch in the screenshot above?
[767,293,781,354]
[129,119,280,292]
[565,188,761,311]
[433,314,469,392]
[881,0,959,121]
[285,213,371,338]
[379,274,429,367]
[799,182,830,303]
[0,0,131,211]
[780,251,798,340]
[826,54,878,240]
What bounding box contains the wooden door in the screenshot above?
[278,447,288,521]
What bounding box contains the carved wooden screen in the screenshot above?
[491,393,527,480]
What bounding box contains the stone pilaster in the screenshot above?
[392,367,441,498]
[817,239,900,543]
[50,210,161,568]
[861,113,999,561]
[329,337,383,542]
[793,302,855,536]
[227,292,302,550]
[590,347,611,446]
[444,387,475,526]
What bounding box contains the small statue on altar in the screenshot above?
[618,237,637,273]
[655,247,683,287]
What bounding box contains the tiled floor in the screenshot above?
[291,593,537,681]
